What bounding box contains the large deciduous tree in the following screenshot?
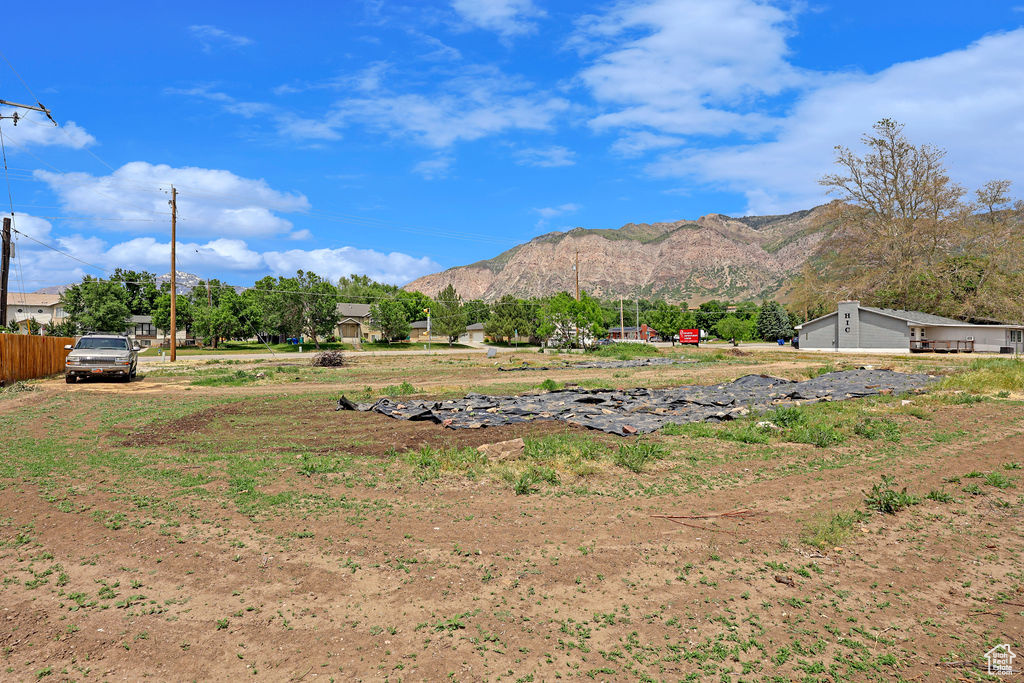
[370,299,411,343]
[432,284,467,346]
[537,292,607,348]
[803,119,1024,322]
[60,277,132,334]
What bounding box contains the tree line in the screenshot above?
[24,269,800,347]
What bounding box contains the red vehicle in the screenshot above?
[679,329,700,346]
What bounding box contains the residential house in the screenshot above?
[795,301,1024,353]
[4,292,65,331]
[335,303,379,342]
[458,322,486,344]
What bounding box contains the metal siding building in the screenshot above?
[796,301,1024,353]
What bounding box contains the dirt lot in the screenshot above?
[1,348,1022,681]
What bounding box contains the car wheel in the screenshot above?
[65,374,75,384]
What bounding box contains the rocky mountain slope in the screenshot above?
[405,206,830,302]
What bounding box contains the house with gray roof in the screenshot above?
[334,303,379,342]
[795,301,1024,353]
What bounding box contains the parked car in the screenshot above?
[64,333,140,383]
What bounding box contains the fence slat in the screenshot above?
[0,334,74,384]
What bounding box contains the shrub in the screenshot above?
[864,475,919,514]
[383,381,418,396]
[538,378,562,392]
[311,350,346,367]
[768,406,806,428]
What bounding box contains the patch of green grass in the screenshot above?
[924,489,954,503]
[853,417,901,442]
[538,378,562,392]
[940,357,1024,393]
[662,420,770,444]
[943,392,988,405]
[400,445,486,480]
[787,423,845,447]
[807,362,837,379]
[801,510,867,549]
[985,472,1015,489]
[864,475,919,514]
[588,343,661,360]
[189,369,261,387]
[613,441,668,473]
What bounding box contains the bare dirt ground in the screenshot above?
[1,349,1022,681]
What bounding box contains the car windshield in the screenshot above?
[75,338,128,351]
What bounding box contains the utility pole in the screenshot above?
[635,299,640,341]
[619,297,624,343]
[574,250,580,302]
[169,187,177,362]
[1,96,55,330]
[0,217,10,328]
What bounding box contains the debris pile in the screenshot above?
[336,369,934,436]
[311,351,346,367]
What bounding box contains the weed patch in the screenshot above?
[864,475,919,514]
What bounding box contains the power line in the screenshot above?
[10,224,108,273]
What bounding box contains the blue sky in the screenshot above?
[2,0,1023,289]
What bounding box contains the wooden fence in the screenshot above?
[0,334,75,385]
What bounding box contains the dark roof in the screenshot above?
[411,319,428,329]
[467,322,485,331]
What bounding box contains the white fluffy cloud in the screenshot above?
[0,108,96,149]
[651,28,1024,213]
[574,0,802,137]
[262,247,440,284]
[9,213,439,289]
[35,162,310,238]
[451,0,545,37]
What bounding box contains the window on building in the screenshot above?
[135,323,154,337]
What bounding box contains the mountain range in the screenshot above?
[404,206,830,302]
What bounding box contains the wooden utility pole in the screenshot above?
[619,297,624,342]
[0,217,10,328]
[169,187,177,362]
[574,250,580,301]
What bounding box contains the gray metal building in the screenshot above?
[796,301,1024,353]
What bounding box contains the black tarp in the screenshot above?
[336,369,935,436]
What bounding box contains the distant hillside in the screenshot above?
[405,207,830,302]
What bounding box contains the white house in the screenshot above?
[4,292,66,331]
